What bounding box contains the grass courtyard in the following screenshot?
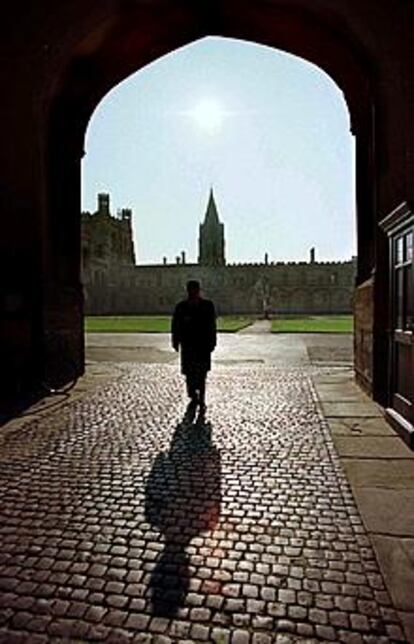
[271,315,353,334]
[85,314,353,334]
[85,315,254,333]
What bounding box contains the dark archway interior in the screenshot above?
[1,1,413,428]
[47,5,375,377]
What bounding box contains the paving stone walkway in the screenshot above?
[0,365,407,643]
[237,321,271,334]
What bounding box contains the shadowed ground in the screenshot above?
[0,353,408,642]
[1,330,412,642]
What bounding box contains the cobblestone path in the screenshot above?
[0,366,407,643]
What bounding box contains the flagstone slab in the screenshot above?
[332,436,414,458]
[371,535,414,612]
[327,417,395,437]
[317,385,368,402]
[342,459,414,489]
[399,612,414,644]
[321,401,383,417]
[352,488,414,536]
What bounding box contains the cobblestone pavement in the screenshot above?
[0,365,407,643]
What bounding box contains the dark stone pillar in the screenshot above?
[0,68,44,411]
[353,110,377,396]
[42,96,86,387]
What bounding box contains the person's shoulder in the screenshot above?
[173,299,187,312]
[176,299,188,311]
[202,298,215,310]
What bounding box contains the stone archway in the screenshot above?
[2,1,413,413]
[47,4,375,381]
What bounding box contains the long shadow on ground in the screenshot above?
[145,411,221,617]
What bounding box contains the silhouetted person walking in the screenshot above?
[172,280,216,417]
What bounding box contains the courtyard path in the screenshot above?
[238,320,271,334]
[84,331,353,367]
[0,364,407,643]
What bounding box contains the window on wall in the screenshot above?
[394,229,413,331]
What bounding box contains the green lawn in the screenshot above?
[271,315,353,334]
[85,315,253,333]
[85,316,171,333]
[85,315,352,333]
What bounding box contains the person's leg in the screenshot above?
[198,373,206,409]
[186,374,197,402]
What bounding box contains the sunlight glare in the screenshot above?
[190,98,225,132]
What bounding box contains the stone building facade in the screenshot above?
[82,192,356,316]
[81,193,135,271]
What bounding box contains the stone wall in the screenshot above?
[82,260,356,316]
[354,277,374,393]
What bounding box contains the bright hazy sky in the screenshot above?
[82,36,356,265]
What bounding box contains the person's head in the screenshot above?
[186,280,201,298]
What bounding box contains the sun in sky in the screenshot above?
[83,37,355,263]
[189,98,226,133]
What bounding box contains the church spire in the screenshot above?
[198,188,226,266]
[204,187,220,225]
